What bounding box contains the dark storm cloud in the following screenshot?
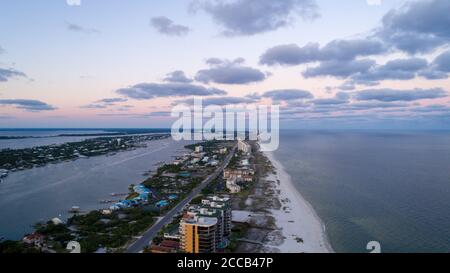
[354,88,448,102]
[195,58,266,84]
[377,0,450,54]
[260,39,386,66]
[150,17,190,36]
[116,82,227,100]
[163,71,193,83]
[191,0,318,36]
[0,99,57,111]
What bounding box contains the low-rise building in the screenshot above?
[195,146,204,153]
[226,178,241,193]
[22,233,44,248]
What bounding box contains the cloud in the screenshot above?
[150,16,190,36]
[81,98,128,109]
[409,104,450,113]
[66,23,100,34]
[354,88,448,102]
[191,0,318,36]
[351,57,428,85]
[195,58,267,84]
[311,92,350,105]
[0,46,4,54]
[432,50,450,72]
[96,98,128,104]
[377,0,450,54]
[163,70,193,83]
[146,111,172,117]
[348,101,410,110]
[0,99,57,111]
[116,82,227,100]
[418,50,450,80]
[0,68,27,82]
[303,59,376,78]
[262,89,314,101]
[176,96,257,106]
[260,39,386,66]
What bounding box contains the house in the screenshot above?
[23,233,44,248]
[195,146,204,153]
[51,218,63,225]
[101,209,112,215]
[156,200,169,208]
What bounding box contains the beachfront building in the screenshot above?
[226,177,241,193]
[195,146,204,153]
[201,195,232,238]
[223,168,255,183]
[179,213,218,253]
[238,140,251,154]
[179,195,232,253]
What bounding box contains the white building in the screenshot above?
[226,177,241,194]
[195,146,204,153]
[238,140,251,154]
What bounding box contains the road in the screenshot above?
[126,144,236,253]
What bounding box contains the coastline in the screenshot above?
[263,150,334,253]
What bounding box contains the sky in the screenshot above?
[0,0,449,129]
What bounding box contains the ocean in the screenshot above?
[1,129,449,253]
[273,130,450,253]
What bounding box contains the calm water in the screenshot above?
[274,130,450,253]
[0,135,192,240]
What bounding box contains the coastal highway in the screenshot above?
[126,144,237,253]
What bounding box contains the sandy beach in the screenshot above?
[264,151,334,253]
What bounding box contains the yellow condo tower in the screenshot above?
[180,213,218,253]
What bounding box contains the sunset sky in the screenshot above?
[0,0,449,129]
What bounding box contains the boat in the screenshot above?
[110,193,127,197]
[99,200,116,204]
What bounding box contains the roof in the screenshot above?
[160,240,180,248]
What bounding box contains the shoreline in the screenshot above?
[263,150,334,253]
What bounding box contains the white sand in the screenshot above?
[264,151,334,253]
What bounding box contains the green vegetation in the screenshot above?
[0,134,170,172]
[0,240,41,253]
[226,223,250,253]
[68,209,157,253]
